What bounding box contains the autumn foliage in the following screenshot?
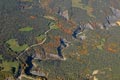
[30,16,36,19]
[77,41,88,55]
[57,22,73,35]
[105,43,119,53]
[43,36,60,53]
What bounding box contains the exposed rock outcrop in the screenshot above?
[104,7,120,29]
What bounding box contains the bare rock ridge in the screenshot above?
[104,7,120,29]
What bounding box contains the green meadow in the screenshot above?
[49,22,59,30]
[36,35,46,42]
[19,27,33,32]
[6,39,28,52]
[0,61,19,72]
[72,0,95,18]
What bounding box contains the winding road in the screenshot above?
[17,28,52,59]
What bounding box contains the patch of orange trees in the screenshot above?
[43,35,60,53]
[77,40,88,55]
[105,43,119,53]
[57,22,73,35]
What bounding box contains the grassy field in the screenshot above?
[36,35,46,42]
[19,27,33,32]
[20,0,33,2]
[6,39,28,52]
[0,61,19,72]
[72,0,95,18]
[0,71,15,80]
[0,55,19,74]
[72,0,83,8]
[49,22,59,30]
[0,55,3,60]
